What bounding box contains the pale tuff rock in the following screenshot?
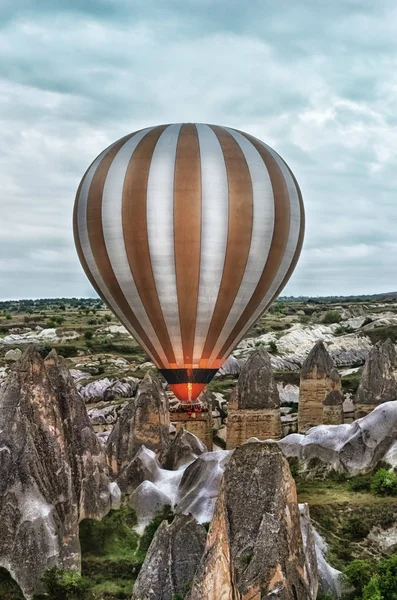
[76,376,139,402]
[106,371,169,474]
[176,450,232,524]
[4,348,22,361]
[0,347,111,599]
[117,446,162,496]
[164,427,207,470]
[226,348,281,448]
[132,515,207,600]
[130,481,172,531]
[187,442,314,600]
[323,389,344,426]
[236,346,280,410]
[298,504,319,600]
[354,339,397,418]
[298,341,343,432]
[218,355,241,375]
[280,401,397,475]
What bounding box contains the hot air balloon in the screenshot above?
[73,123,304,403]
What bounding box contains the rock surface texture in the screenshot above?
[354,339,397,418]
[280,400,397,475]
[187,441,315,600]
[298,341,342,432]
[0,347,111,599]
[131,515,207,600]
[106,371,169,474]
[226,348,281,448]
[164,427,207,470]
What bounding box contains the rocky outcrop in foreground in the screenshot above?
[280,400,397,475]
[0,347,112,599]
[354,339,397,418]
[187,441,315,599]
[106,371,169,474]
[227,347,281,447]
[132,515,207,600]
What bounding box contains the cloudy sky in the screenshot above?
[1,0,397,300]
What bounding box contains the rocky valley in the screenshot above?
[1,295,397,599]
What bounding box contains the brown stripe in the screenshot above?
[173,124,202,367]
[85,133,164,368]
[200,125,254,365]
[73,171,106,303]
[122,125,177,367]
[262,159,305,310]
[212,131,292,366]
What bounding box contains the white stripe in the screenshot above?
[218,144,302,364]
[192,124,229,367]
[101,128,169,368]
[207,127,275,366]
[76,140,158,364]
[146,124,183,367]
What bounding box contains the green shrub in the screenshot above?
[348,473,373,492]
[0,567,24,599]
[370,468,397,496]
[268,340,278,354]
[40,567,90,599]
[323,310,341,324]
[362,575,382,600]
[341,515,370,540]
[84,330,94,340]
[343,559,374,596]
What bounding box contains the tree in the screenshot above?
[343,559,374,596]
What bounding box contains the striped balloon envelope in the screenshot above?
[74,123,304,402]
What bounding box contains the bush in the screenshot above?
[348,473,373,492]
[323,310,341,324]
[362,575,382,600]
[370,468,397,496]
[343,559,374,596]
[341,515,370,540]
[40,567,91,599]
[268,340,278,354]
[84,330,94,340]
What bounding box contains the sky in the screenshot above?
[1,0,397,300]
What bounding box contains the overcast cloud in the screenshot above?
[1,0,397,299]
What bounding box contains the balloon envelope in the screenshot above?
[74,123,304,402]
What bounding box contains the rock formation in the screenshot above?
[0,347,111,598]
[226,347,281,448]
[117,445,161,496]
[176,450,232,523]
[298,341,342,432]
[298,504,319,600]
[187,441,315,599]
[130,481,172,529]
[164,427,207,470]
[323,389,344,425]
[131,515,207,600]
[354,339,397,418]
[106,371,169,474]
[280,400,397,475]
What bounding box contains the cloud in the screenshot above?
[1,0,397,300]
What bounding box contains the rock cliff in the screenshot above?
[0,347,111,598]
[354,339,397,418]
[298,341,342,432]
[106,371,169,474]
[227,348,281,447]
[187,441,314,599]
[132,515,207,600]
